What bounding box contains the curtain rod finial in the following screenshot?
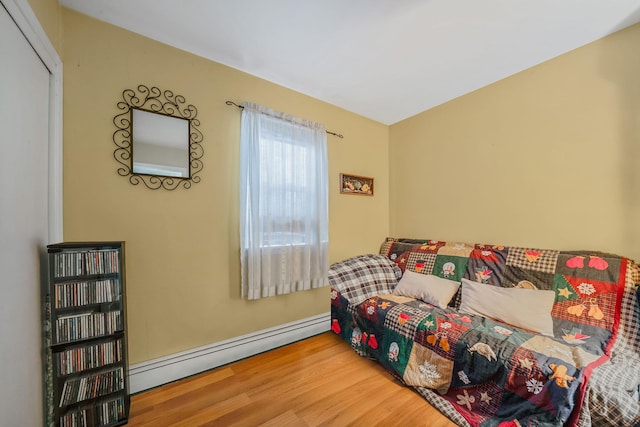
[226,100,243,109]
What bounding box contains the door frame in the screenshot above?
[2,0,63,243]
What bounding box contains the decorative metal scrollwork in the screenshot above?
[113,85,203,190]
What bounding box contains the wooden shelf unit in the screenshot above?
[43,242,129,427]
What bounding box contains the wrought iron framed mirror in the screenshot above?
[113,85,203,190]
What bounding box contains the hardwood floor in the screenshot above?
[128,332,457,426]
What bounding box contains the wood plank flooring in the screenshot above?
[127,332,457,426]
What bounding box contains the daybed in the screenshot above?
[329,238,640,426]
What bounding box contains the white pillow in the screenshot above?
[393,270,460,309]
[459,278,555,336]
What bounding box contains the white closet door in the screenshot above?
[0,4,51,426]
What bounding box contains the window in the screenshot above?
[239,102,328,300]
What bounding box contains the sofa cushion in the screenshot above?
[328,254,402,304]
[459,278,555,336]
[393,270,460,309]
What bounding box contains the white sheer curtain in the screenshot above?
[239,102,329,300]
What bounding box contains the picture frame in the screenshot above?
[340,173,374,196]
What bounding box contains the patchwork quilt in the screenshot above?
[329,239,640,427]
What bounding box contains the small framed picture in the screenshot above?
[340,173,374,196]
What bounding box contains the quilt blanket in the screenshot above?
[330,239,640,427]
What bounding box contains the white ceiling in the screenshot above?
[60,0,640,125]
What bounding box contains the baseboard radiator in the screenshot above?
[128,312,330,393]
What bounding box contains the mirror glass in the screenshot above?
[132,108,190,178]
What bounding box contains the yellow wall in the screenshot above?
[61,8,390,364]
[389,23,640,261]
[27,0,62,54]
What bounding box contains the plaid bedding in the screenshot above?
[330,238,640,427]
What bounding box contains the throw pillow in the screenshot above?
[459,278,555,336]
[328,254,402,305]
[393,270,460,309]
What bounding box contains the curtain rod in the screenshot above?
[225,101,343,139]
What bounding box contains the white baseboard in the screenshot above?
[128,311,331,394]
